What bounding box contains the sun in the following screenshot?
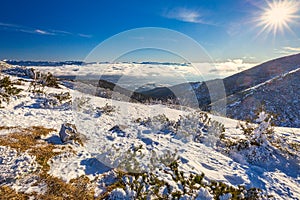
[256,0,300,36]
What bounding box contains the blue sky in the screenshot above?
[0,0,299,62]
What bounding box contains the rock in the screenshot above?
[59,123,82,143]
[109,125,127,137]
[0,61,12,70]
[25,68,36,79]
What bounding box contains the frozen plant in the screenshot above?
[98,103,116,115]
[40,92,72,109]
[222,111,276,165]
[103,160,267,199]
[174,111,225,146]
[0,76,23,107]
[73,96,92,112]
[140,114,173,133]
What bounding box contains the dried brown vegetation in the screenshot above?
[0,126,96,199]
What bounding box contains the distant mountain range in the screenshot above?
[3,60,189,67]
[98,53,299,127]
[4,60,85,66]
[4,54,300,127]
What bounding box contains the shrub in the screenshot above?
[140,114,173,133]
[73,98,117,118]
[102,160,268,199]
[28,70,60,93]
[73,96,91,111]
[41,92,72,109]
[42,72,60,88]
[99,103,116,115]
[220,111,276,164]
[0,76,23,107]
[137,112,225,147]
[174,112,225,146]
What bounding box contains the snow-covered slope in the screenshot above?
[226,67,300,127]
[0,65,299,199]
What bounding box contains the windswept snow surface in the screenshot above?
[0,66,299,199]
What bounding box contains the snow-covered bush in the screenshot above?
[41,92,71,109]
[174,112,225,146]
[99,103,116,115]
[30,92,71,110]
[36,71,60,88]
[117,144,146,173]
[28,70,60,93]
[173,112,205,142]
[113,144,178,173]
[139,114,173,133]
[195,187,213,200]
[108,188,130,200]
[73,96,91,111]
[138,112,225,147]
[102,160,268,199]
[221,111,276,164]
[73,97,116,117]
[0,76,23,107]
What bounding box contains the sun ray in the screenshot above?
[255,0,300,37]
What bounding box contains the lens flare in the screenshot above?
[256,0,300,36]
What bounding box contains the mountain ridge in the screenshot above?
[138,53,300,127]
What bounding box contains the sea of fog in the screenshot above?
[30,62,255,91]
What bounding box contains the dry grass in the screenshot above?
[0,127,54,150]
[0,175,95,200]
[0,126,97,199]
[0,126,62,173]
[0,186,30,200]
[0,126,20,131]
[35,175,95,200]
[31,144,61,172]
[98,178,125,199]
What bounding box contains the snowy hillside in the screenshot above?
[226,67,300,127]
[0,63,299,199]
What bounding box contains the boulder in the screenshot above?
[25,68,36,79]
[109,125,127,137]
[59,123,80,143]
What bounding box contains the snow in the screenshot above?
[0,146,38,184]
[195,187,213,200]
[0,65,299,199]
[244,67,300,92]
[0,146,43,194]
[108,188,129,200]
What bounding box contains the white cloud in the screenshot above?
[0,22,91,38]
[0,22,19,28]
[32,60,256,85]
[242,56,256,60]
[163,8,213,25]
[78,33,93,38]
[283,46,300,52]
[227,22,242,36]
[35,29,54,35]
[275,46,300,55]
[203,59,256,78]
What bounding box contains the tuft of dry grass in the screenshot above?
[0,126,55,150]
[0,175,96,200]
[34,175,95,200]
[0,126,97,199]
[31,144,61,173]
[98,180,125,199]
[0,126,16,130]
[0,126,61,174]
[0,186,30,200]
